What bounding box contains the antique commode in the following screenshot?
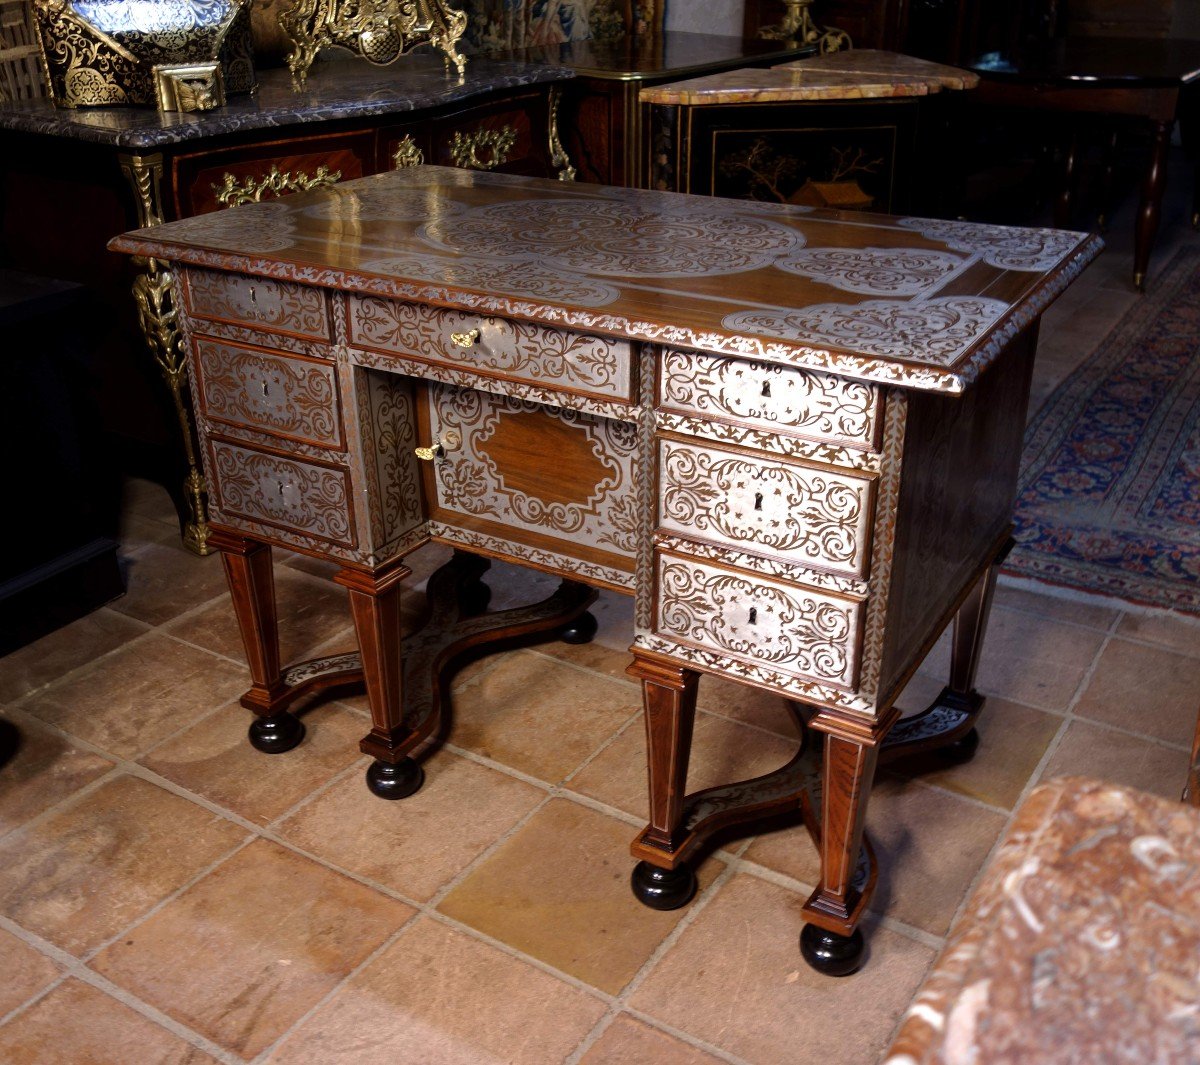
[110,168,1099,974]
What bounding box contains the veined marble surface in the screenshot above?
[773,49,980,91]
[110,167,1099,394]
[0,57,573,149]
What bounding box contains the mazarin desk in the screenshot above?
[110,168,1099,975]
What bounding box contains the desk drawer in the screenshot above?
[186,270,332,341]
[659,349,881,451]
[654,550,863,690]
[657,437,874,579]
[194,339,343,450]
[348,296,634,402]
[207,439,355,548]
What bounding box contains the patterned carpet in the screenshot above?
[1007,247,1200,614]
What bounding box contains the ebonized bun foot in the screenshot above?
[457,580,492,618]
[365,757,425,800]
[937,727,980,764]
[630,860,697,910]
[560,610,598,645]
[247,713,305,754]
[799,923,865,977]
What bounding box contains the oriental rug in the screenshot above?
[1006,247,1200,615]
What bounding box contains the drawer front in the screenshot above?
[654,551,863,690]
[348,297,634,402]
[659,349,881,450]
[433,97,541,175]
[208,439,355,548]
[186,270,332,341]
[195,339,343,450]
[658,438,874,578]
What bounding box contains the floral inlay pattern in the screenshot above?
[303,184,468,222]
[156,201,297,253]
[419,197,803,278]
[775,246,965,296]
[896,217,1084,273]
[723,296,1011,364]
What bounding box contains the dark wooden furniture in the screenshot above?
[111,166,1097,975]
[969,37,1200,290]
[0,270,124,654]
[500,32,814,187]
[0,56,574,555]
[640,50,977,216]
[886,776,1200,1063]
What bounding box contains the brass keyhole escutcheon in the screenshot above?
[415,429,462,462]
[450,328,481,349]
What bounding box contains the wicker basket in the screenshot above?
[0,0,48,102]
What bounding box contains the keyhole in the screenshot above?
[754,492,763,511]
[249,286,257,304]
[748,607,758,625]
[261,382,269,397]
[761,380,771,398]
[277,481,285,496]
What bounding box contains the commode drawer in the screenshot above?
[654,551,864,690]
[185,270,332,341]
[207,439,355,548]
[348,296,634,403]
[659,349,882,451]
[194,339,343,450]
[657,437,874,579]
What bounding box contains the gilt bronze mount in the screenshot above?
[758,0,850,52]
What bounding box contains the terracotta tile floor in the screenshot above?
[3,166,1200,1064]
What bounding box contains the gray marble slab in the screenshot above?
[0,56,573,149]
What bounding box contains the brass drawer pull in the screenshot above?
[450,328,480,348]
[449,126,517,171]
[415,444,444,461]
[213,164,342,209]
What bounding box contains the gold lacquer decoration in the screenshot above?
[392,134,425,169]
[278,0,467,93]
[449,126,516,171]
[154,61,224,111]
[33,0,255,109]
[212,164,342,208]
[548,85,576,182]
[758,0,850,52]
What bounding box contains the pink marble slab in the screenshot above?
[773,49,980,91]
[639,65,938,106]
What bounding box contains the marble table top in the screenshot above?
[0,56,573,149]
[640,49,977,106]
[110,167,1099,395]
[885,777,1200,1064]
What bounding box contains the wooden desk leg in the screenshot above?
[208,529,303,753]
[1134,119,1173,292]
[335,563,418,800]
[800,717,885,977]
[628,651,700,910]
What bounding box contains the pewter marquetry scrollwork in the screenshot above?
[548,85,576,182]
[392,135,425,170]
[187,270,331,338]
[213,164,342,208]
[449,126,517,171]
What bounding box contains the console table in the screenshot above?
[0,56,574,554]
[110,167,1098,974]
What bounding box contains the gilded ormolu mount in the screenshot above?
[279,0,468,92]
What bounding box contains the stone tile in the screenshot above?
[1074,638,1200,747]
[278,752,543,900]
[695,674,803,737]
[450,650,638,785]
[0,928,61,1016]
[630,874,934,1064]
[1040,720,1190,800]
[121,476,179,524]
[91,839,413,1060]
[439,799,722,995]
[539,589,639,680]
[569,711,799,821]
[140,701,367,825]
[580,1016,725,1065]
[110,543,231,626]
[993,582,1120,630]
[885,698,1062,810]
[0,775,245,955]
[0,979,215,1064]
[117,513,185,556]
[0,610,146,703]
[21,635,244,760]
[0,714,114,836]
[165,568,355,666]
[1116,611,1200,657]
[973,607,1106,711]
[893,671,950,717]
[269,918,605,1064]
[744,776,1008,936]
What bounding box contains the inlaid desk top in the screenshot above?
[111,167,1100,394]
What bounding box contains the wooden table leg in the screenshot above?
[208,528,303,753]
[1134,119,1173,292]
[627,651,701,910]
[334,561,420,800]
